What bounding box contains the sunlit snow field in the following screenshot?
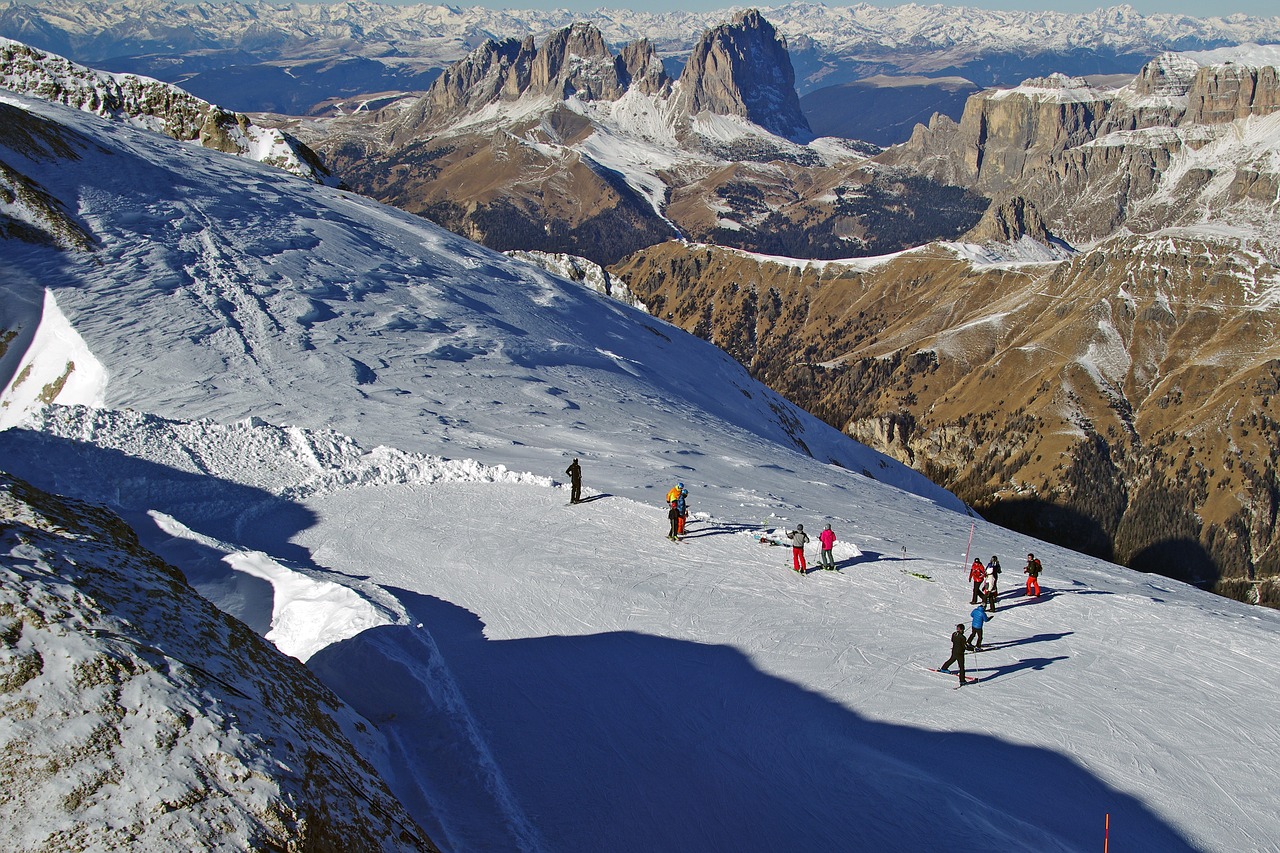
[3,92,1280,852]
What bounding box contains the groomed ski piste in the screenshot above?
[4,91,1280,852]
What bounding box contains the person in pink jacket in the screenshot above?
[818,524,837,570]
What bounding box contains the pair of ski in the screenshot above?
[926,667,979,687]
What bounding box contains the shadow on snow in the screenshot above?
[310,591,1202,853]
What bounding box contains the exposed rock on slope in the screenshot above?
[0,38,336,184]
[0,102,94,249]
[611,235,1280,598]
[0,472,436,849]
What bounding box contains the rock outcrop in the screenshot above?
[0,38,335,184]
[962,196,1056,245]
[0,472,437,849]
[528,22,626,101]
[675,9,811,140]
[399,36,535,136]
[616,38,671,97]
[884,50,1280,244]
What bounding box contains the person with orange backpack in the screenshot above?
[665,483,689,538]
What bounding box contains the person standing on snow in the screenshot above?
[938,623,969,685]
[969,558,986,604]
[982,560,999,612]
[1024,553,1043,596]
[676,486,689,537]
[667,501,682,541]
[966,604,989,651]
[787,524,810,573]
[818,524,837,570]
[986,555,1002,600]
[565,457,583,504]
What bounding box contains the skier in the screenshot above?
[969,558,985,604]
[676,486,689,537]
[818,524,837,570]
[787,524,810,573]
[1024,552,1043,596]
[982,559,999,612]
[966,604,989,651]
[565,457,582,504]
[938,623,969,685]
[667,501,681,541]
[983,550,1003,604]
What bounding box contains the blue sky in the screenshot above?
[446,0,1278,17]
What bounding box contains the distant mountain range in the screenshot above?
[3,0,1280,117]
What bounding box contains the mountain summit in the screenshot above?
[676,9,810,141]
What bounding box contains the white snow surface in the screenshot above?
[3,93,1280,852]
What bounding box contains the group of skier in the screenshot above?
[939,552,1046,685]
[563,456,1053,689]
[784,524,839,572]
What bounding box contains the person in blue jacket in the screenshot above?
[966,604,990,651]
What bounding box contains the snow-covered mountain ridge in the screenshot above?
[3,83,1280,852]
[0,38,334,184]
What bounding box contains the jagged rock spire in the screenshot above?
[674,9,811,140]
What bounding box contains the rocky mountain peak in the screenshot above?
[408,36,536,132]
[674,8,811,140]
[616,38,671,97]
[962,195,1056,245]
[1131,51,1201,98]
[529,22,624,101]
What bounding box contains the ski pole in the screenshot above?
[1104,813,1109,853]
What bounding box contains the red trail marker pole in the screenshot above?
[962,522,975,573]
[1104,813,1110,853]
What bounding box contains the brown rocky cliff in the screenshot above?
[611,237,1280,600]
[886,74,1108,195]
[1186,63,1280,124]
[528,23,626,101]
[884,55,1280,245]
[674,9,811,139]
[617,38,671,97]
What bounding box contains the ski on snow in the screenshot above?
[925,666,978,687]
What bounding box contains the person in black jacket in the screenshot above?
[938,623,969,685]
[566,457,582,504]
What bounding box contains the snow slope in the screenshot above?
[3,93,1280,852]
